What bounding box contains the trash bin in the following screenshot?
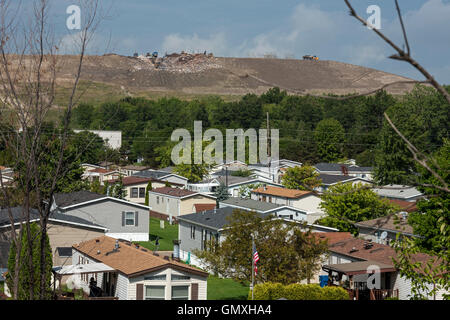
[319,275,329,288]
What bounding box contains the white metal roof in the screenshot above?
[53,263,115,275]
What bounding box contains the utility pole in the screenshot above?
[225,167,228,188]
[251,233,255,300]
[266,112,270,159]
[266,112,273,182]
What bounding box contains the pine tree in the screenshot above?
[145,180,152,206]
[6,222,53,300]
[214,183,230,203]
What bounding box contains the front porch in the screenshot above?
[322,260,399,300]
[52,263,119,300]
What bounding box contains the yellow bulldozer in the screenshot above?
[303,55,319,61]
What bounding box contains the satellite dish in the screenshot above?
[380,231,388,240]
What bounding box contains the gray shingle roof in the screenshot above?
[0,206,106,229]
[319,174,362,185]
[372,185,423,200]
[54,191,106,208]
[202,175,257,186]
[220,197,281,212]
[0,207,40,226]
[178,207,260,231]
[132,170,175,180]
[314,163,373,173]
[49,212,107,229]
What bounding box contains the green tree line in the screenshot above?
[68,86,448,174]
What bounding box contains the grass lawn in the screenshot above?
[207,276,249,300]
[136,218,178,251]
[134,218,248,300]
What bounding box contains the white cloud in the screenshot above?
[343,44,387,66]
[58,31,111,55]
[157,1,450,83]
[401,0,450,51]
[161,32,229,55]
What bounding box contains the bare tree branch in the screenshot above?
[344,0,450,105]
[394,0,410,56]
[383,112,449,193]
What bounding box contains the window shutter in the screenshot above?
[135,211,139,226]
[191,283,198,300]
[136,283,144,300]
[122,211,125,227]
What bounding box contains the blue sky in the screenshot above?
[22,0,450,83]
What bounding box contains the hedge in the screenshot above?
[249,282,349,300]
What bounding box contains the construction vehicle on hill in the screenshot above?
[303,55,319,61]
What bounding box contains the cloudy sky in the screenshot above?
[24,0,450,83]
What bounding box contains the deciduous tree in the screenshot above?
[281,166,322,191]
[314,118,345,162]
[194,210,328,285]
[317,182,395,235]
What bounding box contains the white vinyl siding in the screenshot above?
[73,250,207,300]
[116,273,130,300]
[128,268,207,300]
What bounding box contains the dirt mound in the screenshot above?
[50,53,419,97]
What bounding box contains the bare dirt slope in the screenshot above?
[51,53,418,97]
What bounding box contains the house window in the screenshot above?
[145,285,165,300]
[139,187,145,198]
[190,226,195,239]
[57,247,72,258]
[144,275,166,281]
[172,275,190,281]
[131,187,138,198]
[157,196,159,204]
[171,286,189,300]
[125,212,135,226]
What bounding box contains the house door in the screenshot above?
[384,273,391,290]
[354,282,370,300]
[102,272,117,297]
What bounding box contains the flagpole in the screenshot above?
[251,233,254,300]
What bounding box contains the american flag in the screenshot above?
[253,242,259,275]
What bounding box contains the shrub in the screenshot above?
[321,286,351,300]
[249,282,349,300]
[384,297,399,300]
[284,284,323,300]
[252,282,285,300]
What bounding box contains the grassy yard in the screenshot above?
[135,218,248,300]
[207,276,249,300]
[136,218,178,251]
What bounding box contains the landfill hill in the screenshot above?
[39,52,420,99]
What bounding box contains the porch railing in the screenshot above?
[342,288,399,300]
[370,289,399,300]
